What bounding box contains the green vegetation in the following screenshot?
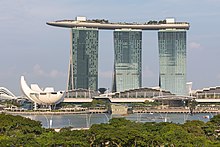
[81,99,109,108]
[0,99,21,107]
[188,99,198,113]
[90,19,109,23]
[1,113,220,146]
[147,20,166,24]
[128,101,160,109]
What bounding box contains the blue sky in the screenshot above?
[1,0,220,95]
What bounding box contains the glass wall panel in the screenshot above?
[158,30,186,95]
[68,28,98,91]
[113,30,142,92]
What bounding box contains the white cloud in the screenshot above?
[32,64,65,78]
[33,64,45,76]
[49,70,65,78]
[189,42,203,50]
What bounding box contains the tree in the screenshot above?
[183,120,206,136]
[1,113,220,146]
[188,99,198,113]
[210,114,220,126]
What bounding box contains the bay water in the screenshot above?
[20,113,215,129]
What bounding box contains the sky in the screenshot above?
[1,0,220,95]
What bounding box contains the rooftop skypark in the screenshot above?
[47,17,190,30]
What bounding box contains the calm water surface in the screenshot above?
[20,112,216,129]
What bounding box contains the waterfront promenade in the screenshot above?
[1,107,108,115]
[3,109,108,115]
[133,108,220,114]
[2,108,220,115]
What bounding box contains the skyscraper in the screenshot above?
[67,28,98,91]
[47,17,190,95]
[158,29,187,95]
[112,29,142,92]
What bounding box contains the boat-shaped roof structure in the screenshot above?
[47,17,190,30]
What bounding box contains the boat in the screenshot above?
[202,115,210,119]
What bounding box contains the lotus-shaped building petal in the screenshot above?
[20,76,64,105]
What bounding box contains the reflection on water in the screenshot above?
[21,113,216,128]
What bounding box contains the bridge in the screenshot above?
[109,98,154,103]
[195,99,220,103]
[63,98,93,103]
[63,97,220,103]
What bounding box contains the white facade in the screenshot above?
[76,16,86,21]
[166,18,175,23]
[0,87,17,100]
[20,76,64,105]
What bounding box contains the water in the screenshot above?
[20,112,216,129]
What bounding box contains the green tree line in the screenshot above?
[1,113,220,146]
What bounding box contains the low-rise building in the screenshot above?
[110,104,128,115]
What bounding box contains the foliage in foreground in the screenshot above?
[1,113,220,146]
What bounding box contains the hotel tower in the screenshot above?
[112,29,142,92]
[67,28,99,91]
[158,29,187,95]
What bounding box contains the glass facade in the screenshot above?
[112,29,142,92]
[68,28,98,91]
[158,30,187,95]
